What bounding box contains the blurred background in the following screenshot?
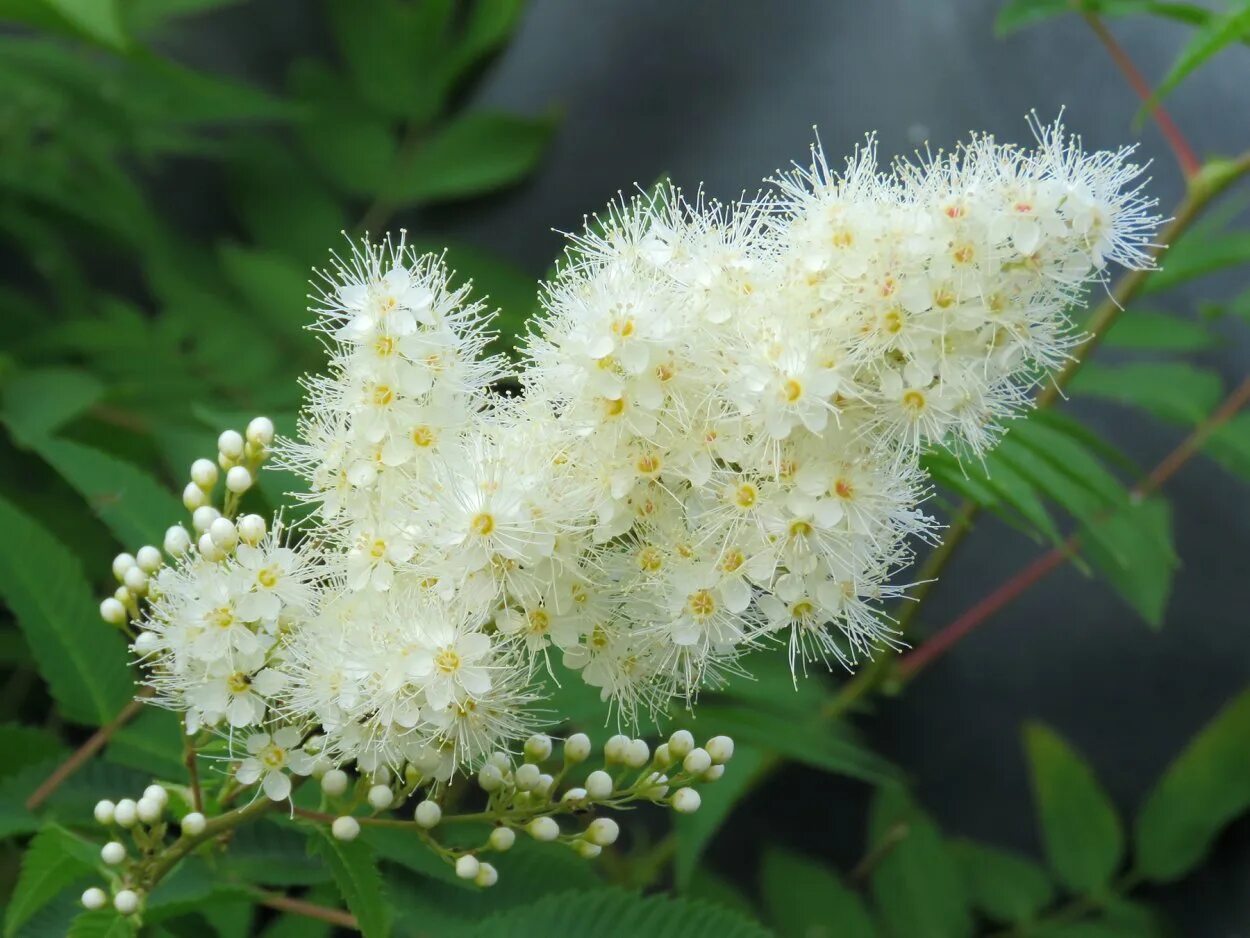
[2,0,1249,932]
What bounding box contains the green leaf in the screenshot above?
[463,888,771,938]
[31,437,182,548]
[1,368,103,445]
[1141,2,1250,116]
[106,708,185,778]
[689,703,900,786]
[1102,310,1215,351]
[0,724,66,782]
[1135,685,1250,881]
[951,839,1053,924]
[1081,497,1177,627]
[2,0,131,50]
[868,787,972,938]
[387,111,556,205]
[310,828,393,938]
[994,0,1069,35]
[217,243,318,351]
[4,825,100,937]
[1007,419,1129,509]
[221,820,334,886]
[1069,362,1223,425]
[674,744,767,890]
[982,452,1063,544]
[0,492,134,725]
[1144,230,1250,295]
[1023,723,1124,895]
[760,847,874,938]
[1205,412,1250,481]
[123,0,245,34]
[65,910,137,938]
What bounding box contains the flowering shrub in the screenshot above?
[6,2,1250,936]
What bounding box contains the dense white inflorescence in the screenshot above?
[116,121,1159,793]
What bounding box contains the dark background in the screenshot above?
[167,1,1250,931]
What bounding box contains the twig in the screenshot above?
[897,373,1250,681]
[850,821,909,883]
[254,890,358,930]
[1082,13,1201,180]
[183,727,203,813]
[25,688,152,810]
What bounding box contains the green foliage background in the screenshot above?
[1,0,1250,935]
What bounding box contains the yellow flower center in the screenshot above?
[374,335,397,357]
[227,671,250,694]
[208,606,235,629]
[687,590,717,620]
[782,378,803,403]
[720,549,745,573]
[902,390,927,412]
[527,609,550,634]
[411,425,436,448]
[470,513,495,537]
[371,384,395,407]
[369,538,388,559]
[789,520,813,539]
[257,565,280,589]
[734,483,758,509]
[260,743,286,770]
[638,546,664,572]
[602,397,626,418]
[433,648,462,674]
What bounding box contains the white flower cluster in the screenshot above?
[115,120,1158,791]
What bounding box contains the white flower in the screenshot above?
[235,727,315,800]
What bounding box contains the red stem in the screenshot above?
[1083,13,1201,179]
[897,374,1250,681]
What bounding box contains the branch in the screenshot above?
[897,373,1250,681]
[1082,13,1201,180]
[255,890,358,930]
[25,688,152,811]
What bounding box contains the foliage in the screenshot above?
[1,0,1250,935]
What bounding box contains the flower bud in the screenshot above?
[586,817,619,846]
[703,764,725,782]
[93,799,116,825]
[164,524,192,556]
[81,887,107,910]
[488,826,515,851]
[226,465,253,494]
[134,630,158,656]
[146,785,172,805]
[321,769,349,796]
[113,798,138,828]
[181,812,206,836]
[135,546,163,573]
[671,787,702,814]
[414,800,441,829]
[331,816,360,841]
[513,762,541,791]
[585,770,613,800]
[182,482,208,512]
[682,748,712,775]
[197,533,225,562]
[246,416,275,447]
[190,458,218,490]
[668,729,694,758]
[122,566,148,596]
[474,861,498,888]
[113,889,140,915]
[191,506,220,534]
[524,734,552,763]
[111,553,136,582]
[218,430,245,461]
[574,840,602,859]
[478,763,504,792]
[561,787,587,803]
[623,739,650,769]
[564,733,591,763]
[209,517,238,550]
[706,735,734,764]
[101,841,126,865]
[455,854,480,880]
[237,513,267,545]
[652,743,673,768]
[528,816,560,842]
[603,734,630,764]
[100,598,126,626]
[367,785,393,810]
[136,796,162,823]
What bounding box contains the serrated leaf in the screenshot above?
[994,0,1069,35]
[310,828,393,938]
[760,847,874,938]
[0,492,134,725]
[1007,420,1129,509]
[1144,230,1250,295]
[106,708,185,778]
[951,838,1053,924]
[1024,723,1123,895]
[674,744,767,890]
[1141,3,1250,116]
[29,0,130,50]
[123,0,246,34]
[31,437,182,548]
[1082,497,1177,627]
[0,724,67,782]
[387,111,556,205]
[689,703,899,785]
[1069,362,1223,425]
[1102,310,1215,351]
[4,825,100,937]
[1135,686,1250,881]
[982,452,1063,544]
[1,368,103,445]
[868,787,971,938]
[220,820,334,886]
[464,887,771,938]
